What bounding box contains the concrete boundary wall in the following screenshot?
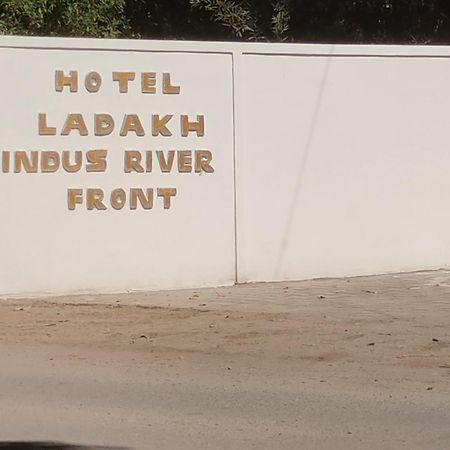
[1,36,449,296]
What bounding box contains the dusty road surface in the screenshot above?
[0,270,450,449]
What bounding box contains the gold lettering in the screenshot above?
[86,150,107,172]
[156,151,175,173]
[87,189,107,210]
[157,188,177,209]
[110,189,126,210]
[120,114,145,137]
[195,150,215,173]
[2,151,10,173]
[162,73,180,94]
[14,151,38,173]
[55,70,78,92]
[61,114,88,136]
[178,151,192,173]
[145,151,153,173]
[152,114,173,137]
[62,151,82,173]
[85,71,102,93]
[95,114,114,136]
[181,115,205,137]
[38,113,57,136]
[124,151,144,173]
[130,188,154,210]
[41,151,60,173]
[113,72,135,93]
[142,72,156,94]
[68,189,83,210]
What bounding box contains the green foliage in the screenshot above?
[124,0,221,40]
[1,0,450,44]
[271,0,291,41]
[0,0,128,37]
[190,0,258,39]
[189,0,293,41]
[190,0,450,44]
[287,0,450,44]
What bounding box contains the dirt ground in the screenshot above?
[1,270,450,449]
[2,270,450,392]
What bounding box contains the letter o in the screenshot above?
[110,188,126,210]
[85,71,102,93]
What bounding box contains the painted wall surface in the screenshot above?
[236,53,450,282]
[0,43,235,295]
[1,37,450,295]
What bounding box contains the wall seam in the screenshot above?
[231,51,239,285]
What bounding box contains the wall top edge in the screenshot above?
[2,35,450,57]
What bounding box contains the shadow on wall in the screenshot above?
[0,443,129,450]
[274,49,334,279]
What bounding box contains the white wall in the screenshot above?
[1,37,450,295]
[0,40,235,295]
[236,53,450,282]
[237,55,450,281]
